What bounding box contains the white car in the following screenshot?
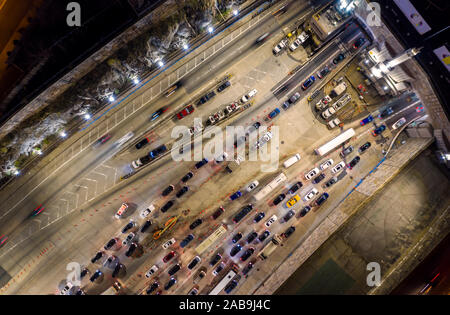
[188,122,204,136]
[116,131,134,146]
[115,203,129,219]
[103,255,119,269]
[145,265,159,278]
[392,117,407,130]
[60,282,74,295]
[264,215,278,228]
[241,89,258,103]
[215,152,228,163]
[122,232,135,246]
[162,238,176,250]
[327,118,341,129]
[255,132,273,148]
[140,204,155,218]
[305,167,320,180]
[331,161,346,174]
[273,39,288,55]
[321,107,336,119]
[319,159,334,170]
[246,180,259,192]
[303,188,319,202]
[289,38,302,51]
[131,158,143,169]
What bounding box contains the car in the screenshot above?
[146,281,159,294]
[253,212,265,223]
[315,192,329,206]
[301,75,316,90]
[331,161,346,174]
[256,32,271,44]
[168,264,181,276]
[214,152,229,164]
[91,251,104,263]
[242,262,254,275]
[162,185,174,196]
[195,158,208,169]
[241,89,257,103]
[60,282,74,295]
[282,226,295,238]
[164,83,179,97]
[273,39,288,55]
[104,238,118,250]
[372,125,386,136]
[181,172,194,183]
[333,53,345,64]
[176,105,195,120]
[213,262,226,276]
[246,180,259,192]
[121,221,136,234]
[258,230,270,242]
[89,270,102,282]
[180,234,194,248]
[125,243,137,257]
[299,206,311,217]
[140,204,155,218]
[281,100,291,110]
[149,144,167,158]
[273,193,286,205]
[160,200,175,213]
[103,255,119,269]
[164,277,177,290]
[317,65,330,79]
[232,204,254,223]
[358,142,371,153]
[265,215,278,227]
[145,265,159,278]
[379,107,394,119]
[240,247,255,261]
[209,253,222,266]
[416,105,425,113]
[267,108,281,119]
[360,115,374,126]
[140,220,152,233]
[286,195,300,208]
[163,251,176,263]
[312,173,326,184]
[135,138,150,150]
[347,156,361,169]
[150,107,166,121]
[229,190,242,201]
[283,210,296,222]
[232,232,243,243]
[197,91,216,105]
[289,37,303,51]
[217,80,231,92]
[230,244,242,257]
[224,280,239,294]
[288,182,303,194]
[115,203,129,219]
[323,177,338,188]
[319,159,334,170]
[246,231,258,243]
[327,118,341,129]
[176,186,189,198]
[246,122,261,135]
[315,95,332,111]
[234,135,247,148]
[0,234,8,248]
[96,134,111,145]
[162,238,176,250]
[308,89,320,101]
[255,131,273,148]
[288,92,301,104]
[211,206,225,220]
[189,218,203,230]
[392,117,407,130]
[131,156,150,169]
[187,256,201,270]
[75,288,86,295]
[305,167,320,180]
[303,188,319,202]
[340,146,354,158]
[353,37,366,49]
[80,267,89,279]
[193,268,207,284]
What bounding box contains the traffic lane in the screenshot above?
[382,100,425,131]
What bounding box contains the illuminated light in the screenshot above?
[383,86,389,90]
[60,131,67,138]
[157,60,164,67]
[108,95,115,102]
[444,154,450,161]
[233,9,238,16]
[133,78,139,84]
[208,26,214,33]
[14,170,20,176]
[183,43,189,50]
[84,113,91,120]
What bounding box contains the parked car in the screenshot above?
[230,244,242,257]
[195,158,209,169]
[161,185,174,197]
[323,177,338,188]
[392,117,407,130]
[315,192,329,206]
[360,115,374,126]
[358,142,371,153]
[289,92,301,104]
[162,251,176,263]
[197,91,216,105]
[145,265,159,278]
[176,186,189,198]
[91,251,104,264]
[333,53,345,64]
[241,89,258,103]
[340,146,354,158]
[104,238,118,250]
[180,234,194,248]
[379,107,394,119]
[246,231,258,244]
[312,173,326,184]
[289,37,303,51]
[187,256,201,270]
[115,203,129,219]
[122,232,135,246]
[217,80,231,92]
[347,156,361,169]
[258,230,270,242]
[282,101,291,110]
[160,200,175,213]
[253,212,265,223]
[176,105,195,120]
[189,218,203,230]
[213,262,226,275]
[140,220,152,233]
[125,243,137,257]
[372,125,386,136]
[230,190,242,201]
[103,255,119,269]
[209,253,222,266]
[246,180,259,192]
[211,206,225,220]
[149,144,167,159]
[121,221,136,234]
[301,75,316,90]
[240,247,255,261]
[286,195,300,208]
[273,193,286,205]
[299,206,311,217]
[331,161,346,174]
[232,232,243,243]
[232,204,254,223]
[146,281,159,294]
[135,138,150,149]
[319,158,334,170]
[273,39,288,55]
[181,171,194,183]
[283,210,296,222]
[303,188,319,202]
[288,182,303,194]
[305,167,320,180]
[282,226,296,238]
[353,37,366,49]
[140,204,154,218]
[224,280,239,294]
[267,108,281,119]
[317,65,330,79]
[164,277,177,290]
[265,215,278,227]
[168,264,181,276]
[89,270,102,282]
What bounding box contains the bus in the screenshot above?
[209,264,239,295]
[314,128,355,156]
[253,173,287,201]
[195,225,227,255]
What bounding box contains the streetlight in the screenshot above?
[84,113,91,120]
[183,43,189,50]
[233,9,238,16]
[157,60,164,67]
[60,131,67,138]
[207,26,214,34]
[133,77,139,85]
[108,95,115,102]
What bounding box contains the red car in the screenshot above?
[176,105,195,120]
[0,234,8,248]
[163,251,176,263]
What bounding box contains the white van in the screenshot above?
[283,154,301,168]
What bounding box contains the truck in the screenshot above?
[328,82,347,99]
[258,234,283,260]
[253,173,287,201]
[321,93,351,119]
